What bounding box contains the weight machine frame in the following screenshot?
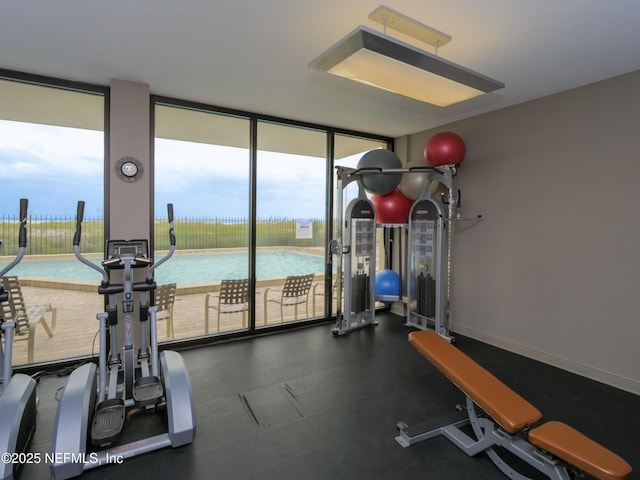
[405,166,457,342]
[331,167,377,335]
[330,164,462,340]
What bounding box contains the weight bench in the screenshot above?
[395,330,632,480]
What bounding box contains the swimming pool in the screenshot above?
[0,250,325,285]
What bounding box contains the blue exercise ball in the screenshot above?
[357,149,403,195]
[375,269,401,304]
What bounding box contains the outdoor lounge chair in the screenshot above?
[205,279,250,333]
[263,273,314,324]
[1,275,57,363]
[154,283,176,339]
[312,276,339,317]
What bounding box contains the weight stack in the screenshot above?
[426,274,436,318]
[351,274,368,313]
[417,273,426,316]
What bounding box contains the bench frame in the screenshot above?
[397,396,576,480]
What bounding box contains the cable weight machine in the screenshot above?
[331,164,470,340]
[406,166,459,342]
[331,167,377,335]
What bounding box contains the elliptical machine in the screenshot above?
[50,201,196,480]
[0,199,37,480]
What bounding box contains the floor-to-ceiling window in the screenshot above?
[154,103,251,339]
[0,70,392,366]
[0,74,106,365]
[0,67,407,474]
[152,100,392,337]
[256,121,327,327]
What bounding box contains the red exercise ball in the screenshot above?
[425,132,466,166]
[371,189,413,225]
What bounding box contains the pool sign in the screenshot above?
[296,220,313,239]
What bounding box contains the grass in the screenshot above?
[1,217,326,256]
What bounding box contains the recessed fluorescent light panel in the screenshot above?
[308,6,504,107]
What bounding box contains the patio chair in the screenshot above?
[312,282,323,317]
[1,276,57,363]
[263,273,315,324]
[312,277,338,317]
[154,283,176,339]
[205,279,250,333]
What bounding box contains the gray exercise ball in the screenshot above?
[398,171,441,200]
[357,149,403,195]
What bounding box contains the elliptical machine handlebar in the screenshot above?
[18,198,28,249]
[73,200,109,285]
[1,199,29,387]
[0,198,29,278]
[73,200,85,247]
[73,201,175,286]
[168,203,175,242]
[146,203,175,283]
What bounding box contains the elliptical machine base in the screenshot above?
[0,374,37,480]
[50,350,195,480]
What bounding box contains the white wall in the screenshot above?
[403,70,640,394]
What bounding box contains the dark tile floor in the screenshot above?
[23,313,640,479]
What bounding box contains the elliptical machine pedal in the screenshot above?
[133,376,164,407]
[91,398,125,447]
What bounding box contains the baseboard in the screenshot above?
[390,302,406,316]
[453,325,640,396]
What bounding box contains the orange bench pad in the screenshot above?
[408,330,542,434]
[529,421,631,480]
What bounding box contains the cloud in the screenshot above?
[0,120,104,215]
[1,119,370,219]
[0,120,103,180]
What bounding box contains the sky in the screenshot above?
[0,120,104,217]
[0,120,353,220]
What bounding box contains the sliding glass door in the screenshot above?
[256,121,327,327]
[152,99,392,340]
[154,104,251,338]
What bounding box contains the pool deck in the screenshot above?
[11,280,333,367]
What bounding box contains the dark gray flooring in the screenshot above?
[24,313,640,479]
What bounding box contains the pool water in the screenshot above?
[0,250,325,285]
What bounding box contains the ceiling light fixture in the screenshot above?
[308,5,504,107]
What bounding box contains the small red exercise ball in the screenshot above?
[425,132,466,166]
[371,189,413,224]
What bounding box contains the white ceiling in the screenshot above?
[2,1,640,138]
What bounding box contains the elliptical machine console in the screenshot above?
[50,202,196,480]
[106,239,148,259]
